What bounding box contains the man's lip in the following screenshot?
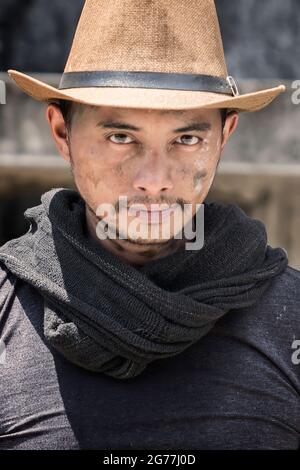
[128,205,171,213]
[136,208,172,223]
[125,205,171,222]
[139,209,169,213]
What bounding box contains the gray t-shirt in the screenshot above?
[0,261,300,450]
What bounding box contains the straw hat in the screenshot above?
[7,0,285,112]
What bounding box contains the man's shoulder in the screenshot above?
[0,263,16,310]
[0,262,10,284]
[212,264,300,368]
[211,265,300,394]
[254,264,300,307]
[269,264,300,295]
[0,261,43,318]
[255,263,300,322]
[246,264,300,310]
[215,264,300,339]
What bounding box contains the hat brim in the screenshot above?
[8,69,286,112]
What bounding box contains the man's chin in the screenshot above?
[95,219,185,247]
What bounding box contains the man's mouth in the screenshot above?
[128,206,172,224]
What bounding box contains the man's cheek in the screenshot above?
[73,162,101,191]
[193,172,205,194]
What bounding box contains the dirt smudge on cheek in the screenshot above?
[76,160,100,191]
[193,170,208,194]
[200,139,210,152]
[82,144,115,191]
[89,169,100,190]
[114,162,124,178]
[193,157,205,171]
[198,134,221,162]
[114,150,143,184]
[89,145,97,157]
[176,165,191,179]
[205,136,222,160]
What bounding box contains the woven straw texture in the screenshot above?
[65,0,228,77]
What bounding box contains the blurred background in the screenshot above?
[0,0,299,267]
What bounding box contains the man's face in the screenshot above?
[47,104,238,264]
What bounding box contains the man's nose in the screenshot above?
[132,149,173,195]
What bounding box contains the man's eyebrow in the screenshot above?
[171,122,211,133]
[96,120,211,133]
[96,120,140,131]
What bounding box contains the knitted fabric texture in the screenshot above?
[0,188,288,379]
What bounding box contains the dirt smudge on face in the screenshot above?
[114,162,124,178]
[193,169,207,192]
[176,165,191,179]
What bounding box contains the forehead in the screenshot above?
[82,105,216,122]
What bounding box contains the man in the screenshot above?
[0,0,299,450]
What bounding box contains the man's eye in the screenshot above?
[175,135,201,146]
[108,133,134,144]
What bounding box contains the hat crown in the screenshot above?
[65,0,228,77]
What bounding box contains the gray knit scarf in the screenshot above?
[0,188,288,379]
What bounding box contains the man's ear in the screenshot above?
[45,104,71,163]
[221,111,239,150]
